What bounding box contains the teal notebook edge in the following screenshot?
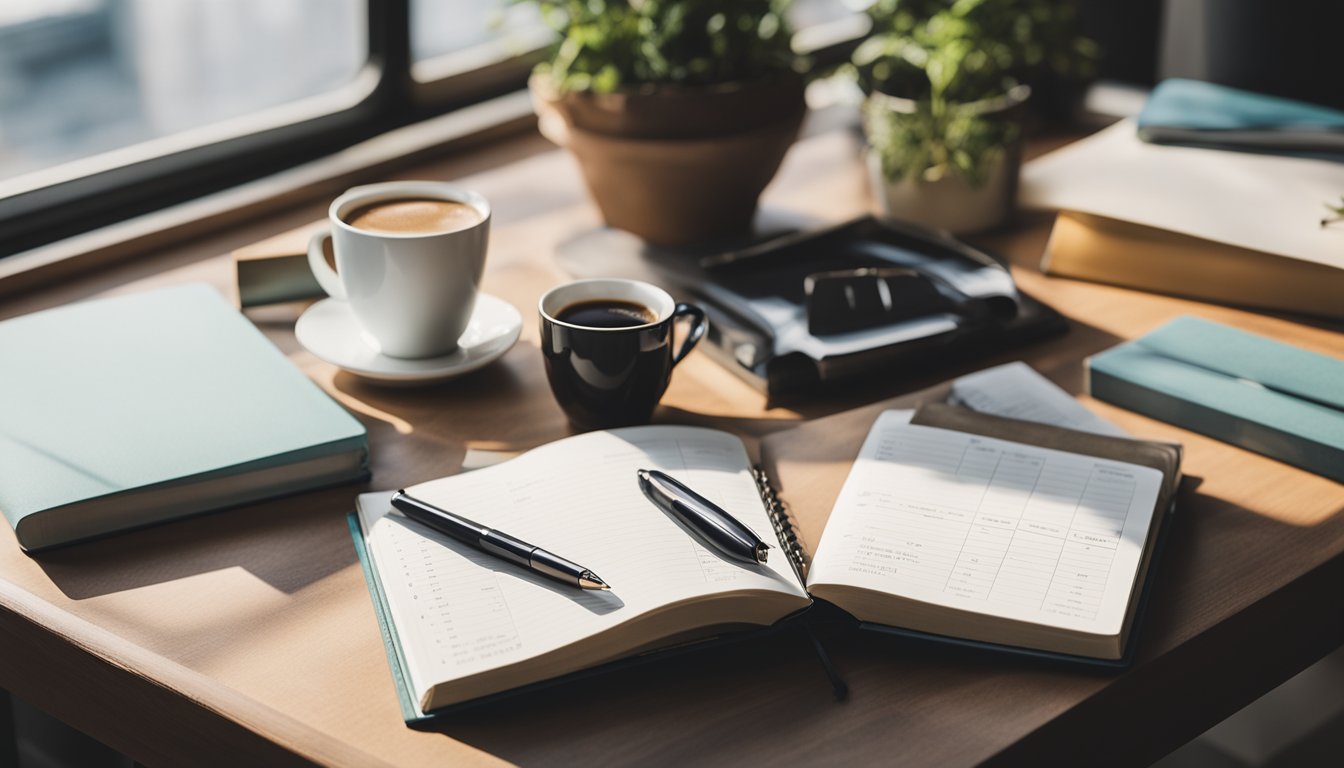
[1087,317,1344,483]
[349,512,427,724]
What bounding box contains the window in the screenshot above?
[0,0,870,260]
[0,0,369,188]
[410,0,547,84]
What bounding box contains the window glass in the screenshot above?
[791,0,872,53]
[0,0,367,185]
[792,0,868,27]
[410,0,547,83]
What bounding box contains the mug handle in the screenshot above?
[307,228,347,300]
[670,303,708,367]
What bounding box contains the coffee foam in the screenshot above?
[344,198,482,235]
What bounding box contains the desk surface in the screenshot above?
[1,122,1342,768]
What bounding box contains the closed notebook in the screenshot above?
[0,283,369,550]
[1087,316,1344,483]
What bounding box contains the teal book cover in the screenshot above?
[1087,316,1344,483]
[0,283,368,549]
[1138,78,1344,155]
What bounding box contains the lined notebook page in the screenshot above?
[358,427,806,707]
[807,411,1163,637]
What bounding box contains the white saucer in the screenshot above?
[295,293,522,385]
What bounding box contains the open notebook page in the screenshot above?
[807,411,1163,638]
[358,426,807,709]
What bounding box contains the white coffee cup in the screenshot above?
[307,181,490,359]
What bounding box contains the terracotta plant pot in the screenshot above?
[532,73,806,246]
[864,84,1030,236]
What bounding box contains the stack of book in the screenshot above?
[1020,83,1344,320]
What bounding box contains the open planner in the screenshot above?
[352,400,1181,720]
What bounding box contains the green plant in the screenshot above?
[518,0,797,93]
[863,91,1018,186]
[854,0,1095,186]
[858,0,1097,100]
[855,0,1031,186]
[1323,196,1344,228]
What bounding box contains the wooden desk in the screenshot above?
[1,123,1341,767]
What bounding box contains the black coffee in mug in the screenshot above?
[556,299,656,328]
[540,280,708,430]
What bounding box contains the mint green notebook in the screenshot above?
[1087,316,1344,483]
[1138,78,1344,155]
[0,284,368,550]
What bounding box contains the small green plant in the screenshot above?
[863,92,1017,186]
[855,0,1095,186]
[860,0,1097,99]
[518,0,797,93]
[1322,196,1344,228]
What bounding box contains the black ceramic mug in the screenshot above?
[539,279,708,430]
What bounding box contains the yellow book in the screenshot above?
[1042,211,1344,320]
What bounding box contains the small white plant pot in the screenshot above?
[866,146,1019,236]
[863,84,1028,236]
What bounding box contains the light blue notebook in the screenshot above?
[0,284,369,550]
[1087,317,1344,483]
[1137,78,1344,156]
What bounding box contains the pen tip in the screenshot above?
[580,571,610,590]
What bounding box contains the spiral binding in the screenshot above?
[752,467,807,580]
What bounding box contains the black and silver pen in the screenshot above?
[637,469,770,564]
[389,490,610,590]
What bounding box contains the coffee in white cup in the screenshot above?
[308,182,490,359]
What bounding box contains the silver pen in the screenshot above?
[637,469,770,564]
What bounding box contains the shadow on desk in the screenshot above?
[33,482,363,600]
[325,339,572,457]
[422,628,836,766]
